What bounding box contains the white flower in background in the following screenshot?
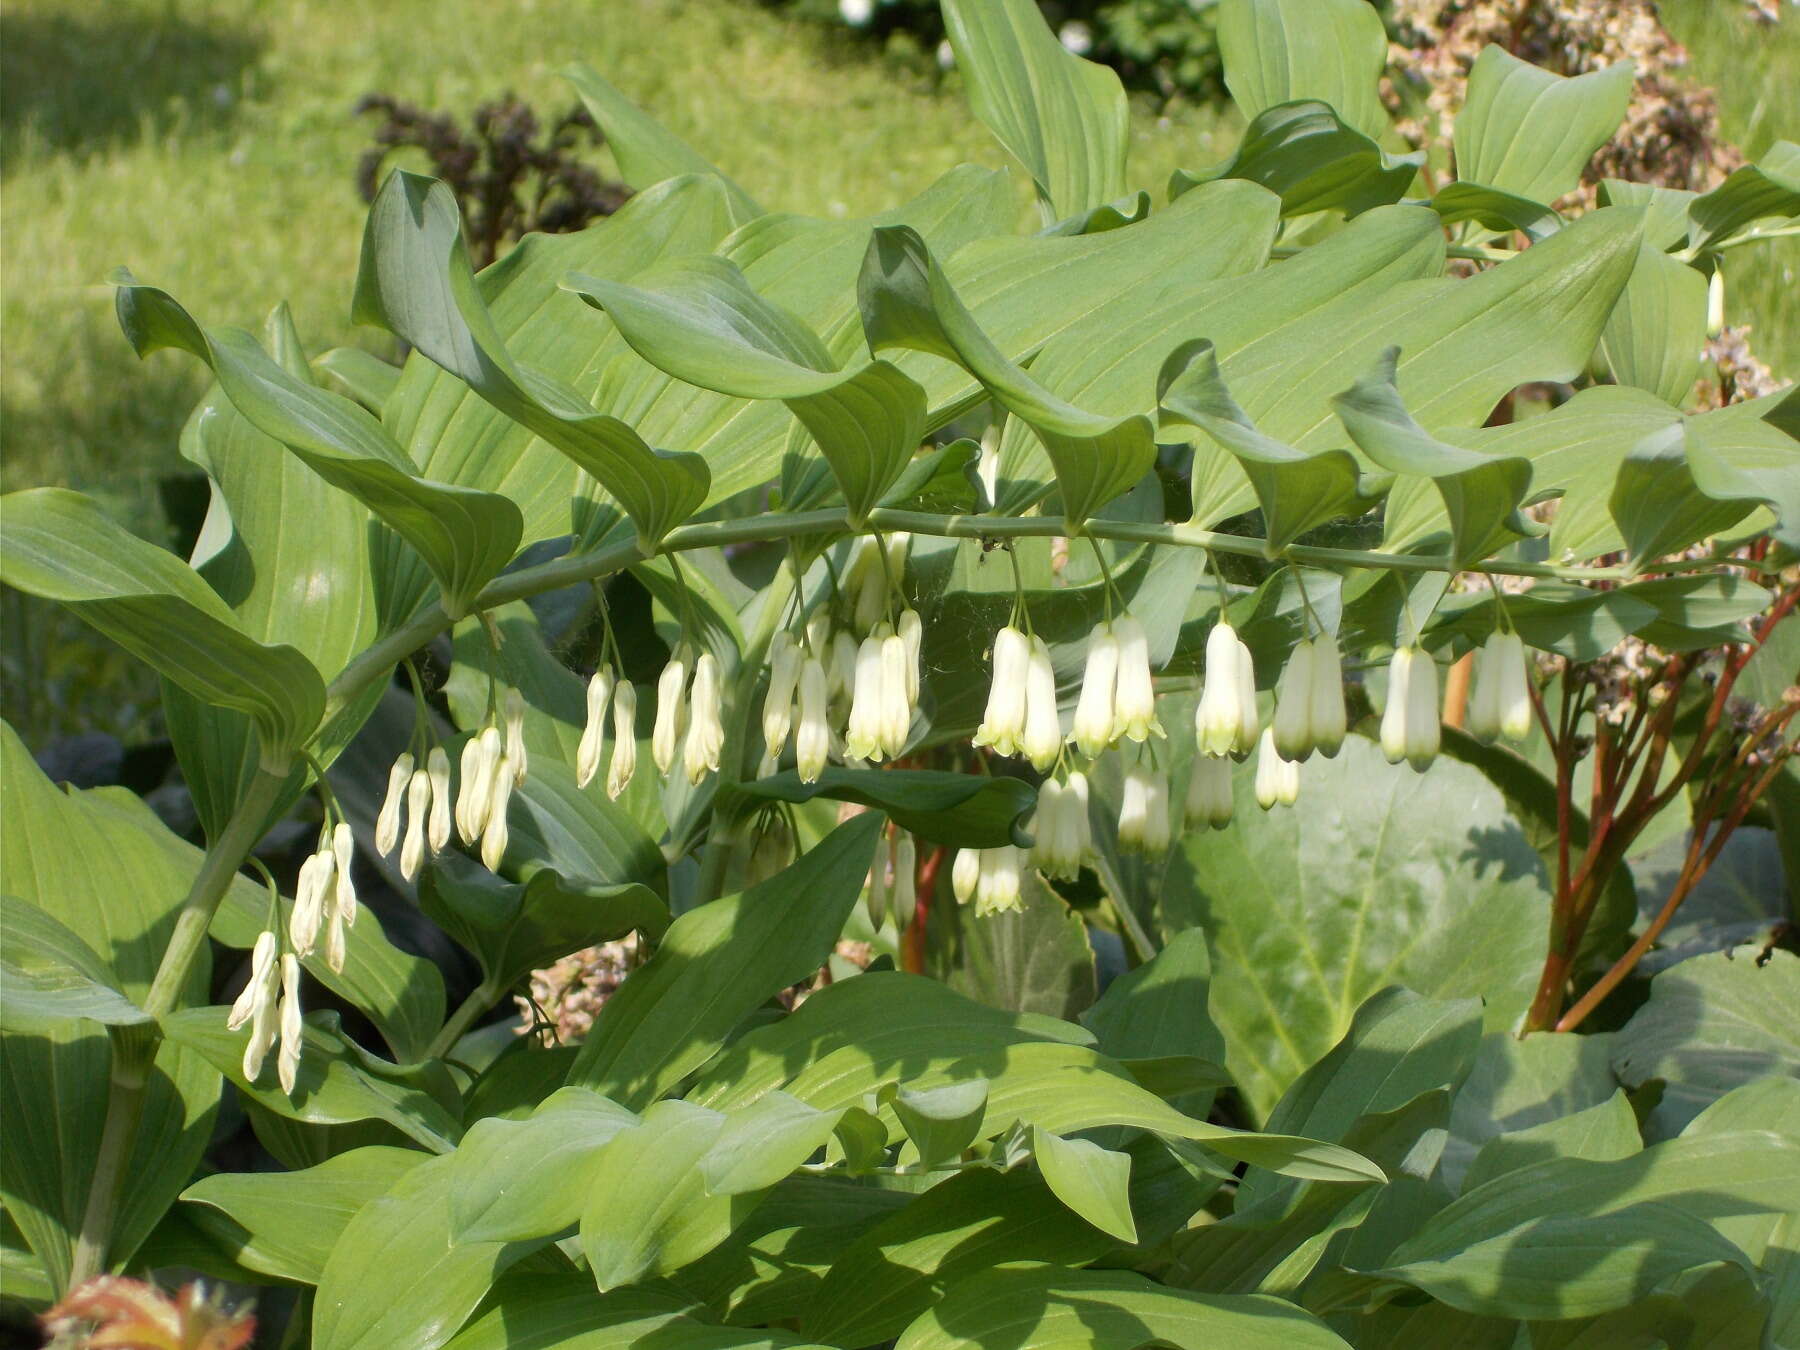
[1468,630,1533,744]
[975,845,1024,916]
[865,840,889,929]
[951,846,981,904]
[276,953,304,1095]
[1381,646,1441,771]
[974,625,1030,758]
[1196,621,1257,757]
[1022,636,1062,771]
[1309,633,1347,758]
[1185,752,1234,829]
[577,665,615,789]
[936,38,955,70]
[427,748,453,852]
[795,656,831,783]
[400,765,430,882]
[1070,622,1120,757]
[892,834,916,928]
[481,756,515,872]
[898,608,923,703]
[847,535,894,634]
[1110,615,1161,743]
[374,751,413,855]
[1254,728,1301,810]
[976,426,1000,508]
[502,687,529,786]
[844,630,888,763]
[607,681,638,800]
[840,0,874,27]
[684,652,724,785]
[762,634,800,762]
[1058,19,1093,53]
[228,930,279,1082]
[652,649,689,777]
[806,610,832,659]
[1117,762,1170,853]
[879,626,912,758]
[1272,638,1316,760]
[828,630,860,704]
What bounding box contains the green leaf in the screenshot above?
[938,870,1097,1021]
[315,345,401,412]
[940,0,1127,219]
[1158,340,1385,553]
[0,895,150,1032]
[1369,1201,1751,1320]
[1611,410,1800,562]
[444,1274,824,1350]
[731,767,1036,849]
[162,1007,461,1153]
[561,256,925,522]
[889,1080,990,1169]
[859,224,1159,530]
[1216,0,1390,141]
[1173,100,1421,218]
[313,1153,530,1350]
[1598,243,1708,405]
[1687,140,1800,253]
[354,171,710,553]
[1439,1029,1621,1193]
[897,1264,1354,1350]
[1461,1091,1641,1194]
[568,814,882,1106]
[1333,348,1538,561]
[180,1146,427,1284]
[561,62,762,224]
[1160,738,1552,1121]
[1453,46,1634,206]
[1612,947,1800,1141]
[112,276,522,620]
[0,488,324,755]
[1032,1126,1138,1243]
[1428,181,1563,241]
[701,1091,843,1196]
[449,1087,639,1244]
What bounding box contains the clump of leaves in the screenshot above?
[354,91,630,269]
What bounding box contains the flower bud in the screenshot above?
[1254,727,1301,809]
[1185,752,1235,829]
[1497,632,1532,741]
[607,681,638,799]
[1118,763,1169,853]
[226,930,278,1032]
[892,835,916,929]
[1110,615,1160,743]
[898,609,923,703]
[975,845,1023,916]
[866,841,889,930]
[482,757,514,872]
[850,537,888,634]
[288,848,331,957]
[762,634,800,759]
[1070,623,1120,758]
[951,847,981,904]
[1272,639,1316,760]
[685,652,725,785]
[1022,636,1062,772]
[652,651,689,777]
[243,956,279,1083]
[503,687,529,786]
[1197,622,1256,756]
[795,657,830,783]
[974,625,1030,758]
[577,666,614,789]
[456,732,486,844]
[844,631,887,763]
[324,907,347,976]
[879,629,913,758]
[427,747,453,852]
[400,768,431,882]
[374,752,413,856]
[277,953,303,1095]
[828,630,859,703]
[1466,639,1501,744]
[331,822,357,928]
[1308,634,1347,758]
[1381,646,1440,770]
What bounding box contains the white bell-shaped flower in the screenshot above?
[684,652,725,785]
[455,731,486,845]
[795,657,831,783]
[1196,622,1257,757]
[288,844,332,957]
[1185,752,1235,829]
[898,609,923,703]
[1309,633,1347,758]
[1468,631,1533,744]
[330,823,357,930]
[226,929,278,1034]
[577,665,615,789]
[276,953,304,1095]
[1030,774,1091,880]
[974,625,1030,757]
[502,687,529,786]
[878,628,912,758]
[975,845,1024,916]
[844,630,887,764]
[1272,639,1316,761]
[1254,727,1301,809]
[1118,763,1170,853]
[1381,646,1441,771]
[1110,615,1161,743]
[652,650,689,777]
[951,847,981,905]
[427,748,453,852]
[1070,622,1119,758]
[400,767,430,882]
[374,752,413,856]
[607,681,638,800]
[761,634,800,761]
[481,756,514,871]
[1021,636,1062,772]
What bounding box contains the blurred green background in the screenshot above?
[1,0,1794,743]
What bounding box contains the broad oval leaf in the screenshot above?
[1452,46,1634,206]
[449,1087,639,1244]
[1217,0,1390,141]
[1172,100,1421,219]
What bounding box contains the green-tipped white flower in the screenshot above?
[1272,639,1316,760]
[898,609,923,703]
[844,631,887,764]
[227,930,278,1036]
[607,681,638,800]
[288,842,332,957]
[1022,636,1062,772]
[879,627,912,758]
[276,953,304,1095]
[1118,763,1170,854]
[1254,727,1301,809]
[481,756,514,871]
[974,845,1024,916]
[848,536,888,634]
[1196,622,1257,757]
[951,846,981,904]
[331,823,357,925]
[1381,646,1440,771]
[795,656,830,783]
[974,625,1030,758]
[426,748,452,852]
[374,752,413,856]
[652,650,689,778]
[1468,631,1533,744]
[1110,615,1161,743]
[762,634,800,762]
[400,766,430,882]
[1030,773,1091,880]
[456,726,504,845]
[502,687,529,786]
[1185,752,1234,829]
[577,665,615,789]
[684,652,724,785]
[828,629,859,704]
[1070,622,1119,758]
[1308,634,1347,757]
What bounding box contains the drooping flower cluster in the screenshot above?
[1466,630,1533,744]
[1029,772,1091,879]
[577,662,640,800]
[290,822,358,974]
[227,933,304,1095]
[952,844,1024,917]
[1271,635,1347,762]
[865,828,918,930]
[1381,645,1443,771]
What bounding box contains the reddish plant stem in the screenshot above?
[904,844,945,975]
